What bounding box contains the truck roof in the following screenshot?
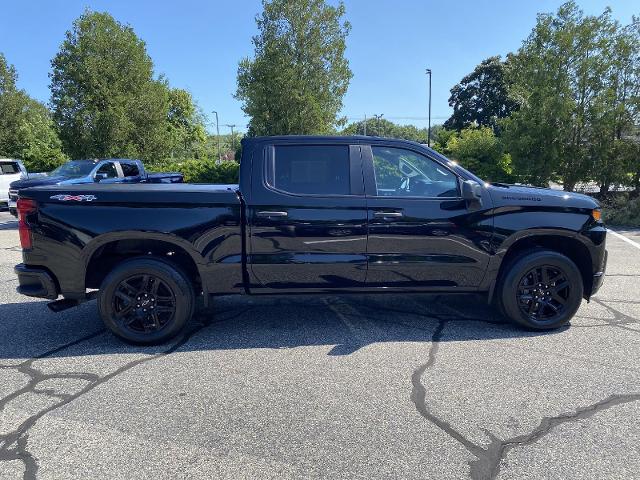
[242,135,427,148]
[68,158,141,162]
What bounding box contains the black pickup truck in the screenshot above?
[14,136,607,343]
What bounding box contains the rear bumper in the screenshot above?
[590,249,607,296]
[15,264,59,300]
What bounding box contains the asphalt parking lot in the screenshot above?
[0,210,638,480]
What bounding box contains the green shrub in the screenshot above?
[148,159,239,184]
[601,194,640,227]
[443,127,514,183]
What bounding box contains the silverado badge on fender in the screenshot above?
[50,194,98,202]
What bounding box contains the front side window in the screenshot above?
[96,162,118,179]
[371,146,459,198]
[271,145,350,195]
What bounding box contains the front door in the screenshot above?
[363,144,492,290]
[248,143,368,291]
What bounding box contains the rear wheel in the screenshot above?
[98,258,195,344]
[498,250,583,330]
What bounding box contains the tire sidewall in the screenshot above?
[98,258,194,344]
[501,250,583,330]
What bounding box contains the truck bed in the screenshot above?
[17,182,244,299]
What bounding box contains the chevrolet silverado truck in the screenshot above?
[8,158,183,216]
[13,136,607,344]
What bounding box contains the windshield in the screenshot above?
[49,161,97,178]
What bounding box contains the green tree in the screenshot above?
[0,53,66,171]
[236,0,352,136]
[443,127,513,182]
[444,56,519,131]
[167,88,207,158]
[503,2,622,190]
[342,118,430,143]
[592,17,640,193]
[50,10,172,160]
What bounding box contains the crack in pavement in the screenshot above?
[0,304,248,480]
[588,298,640,334]
[410,317,640,480]
[478,393,640,479]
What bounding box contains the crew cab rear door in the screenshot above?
[362,144,493,289]
[247,141,367,291]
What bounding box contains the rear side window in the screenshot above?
[0,162,20,175]
[270,145,350,195]
[120,162,140,177]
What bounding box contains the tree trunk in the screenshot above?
[633,172,640,198]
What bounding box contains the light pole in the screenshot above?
[225,124,237,152]
[426,68,432,147]
[363,114,367,136]
[212,110,221,164]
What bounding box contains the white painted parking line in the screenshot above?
[607,229,640,251]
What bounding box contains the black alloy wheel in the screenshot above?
[516,265,570,322]
[98,258,195,344]
[499,249,583,330]
[112,274,177,335]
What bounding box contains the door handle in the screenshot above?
[256,211,288,218]
[374,211,403,218]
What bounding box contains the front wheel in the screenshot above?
[499,250,583,330]
[97,258,195,344]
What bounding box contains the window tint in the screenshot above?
[371,146,459,198]
[0,162,20,175]
[120,162,140,177]
[272,145,350,195]
[96,162,118,179]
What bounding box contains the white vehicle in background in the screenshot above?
[1,159,28,215]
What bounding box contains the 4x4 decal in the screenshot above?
[50,194,98,202]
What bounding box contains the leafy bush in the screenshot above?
[601,194,640,227]
[148,159,239,184]
[443,127,514,183]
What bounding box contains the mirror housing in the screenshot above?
[461,180,483,209]
[94,172,108,182]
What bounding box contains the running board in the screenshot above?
[47,291,98,313]
[47,299,81,312]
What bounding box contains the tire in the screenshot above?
[498,249,583,330]
[97,257,195,344]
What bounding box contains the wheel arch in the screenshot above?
[83,232,205,297]
[489,231,594,303]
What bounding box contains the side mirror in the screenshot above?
[461,180,483,209]
[94,172,108,182]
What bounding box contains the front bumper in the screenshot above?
[8,189,18,210]
[591,249,608,296]
[15,264,59,299]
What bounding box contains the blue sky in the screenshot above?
[2,0,638,134]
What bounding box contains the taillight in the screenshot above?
[17,198,37,250]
